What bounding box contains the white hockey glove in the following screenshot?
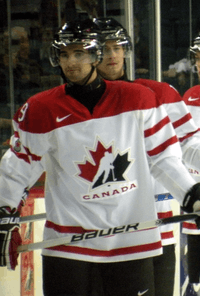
[0,207,22,270]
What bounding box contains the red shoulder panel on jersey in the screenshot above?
[13,81,161,134]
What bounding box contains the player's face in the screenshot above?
[195,51,200,79]
[59,44,96,85]
[97,40,125,80]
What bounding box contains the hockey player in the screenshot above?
[94,17,200,296]
[0,18,200,296]
[182,35,200,285]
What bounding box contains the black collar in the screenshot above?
[65,75,106,114]
[65,75,104,96]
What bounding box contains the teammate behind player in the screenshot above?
[94,17,200,296]
[96,18,131,81]
[182,35,200,286]
[1,18,200,296]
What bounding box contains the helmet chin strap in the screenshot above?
[81,65,96,86]
[61,64,96,88]
[123,59,128,80]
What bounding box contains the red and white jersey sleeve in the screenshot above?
[0,80,196,262]
[155,198,175,246]
[135,79,200,168]
[182,85,200,234]
[134,79,200,245]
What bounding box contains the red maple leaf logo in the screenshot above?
[77,140,112,183]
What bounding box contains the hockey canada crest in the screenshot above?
[75,138,137,201]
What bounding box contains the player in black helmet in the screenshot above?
[94,17,132,81]
[50,19,103,85]
[49,18,107,115]
[94,17,200,296]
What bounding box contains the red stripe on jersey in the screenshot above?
[144,116,170,137]
[179,130,199,143]
[182,222,198,230]
[157,211,173,219]
[45,220,95,234]
[47,240,162,257]
[161,231,174,239]
[24,147,41,161]
[11,147,31,164]
[147,135,178,156]
[172,113,192,129]
[11,145,41,164]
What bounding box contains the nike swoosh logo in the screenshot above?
[188,96,200,101]
[56,114,71,122]
[138,289,149,296]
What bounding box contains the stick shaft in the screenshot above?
[17,211,200,253]
[19,213,46,224]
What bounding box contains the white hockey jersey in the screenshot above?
[135,79,200,245]
[0,80,196,262]
[182,84,200,234]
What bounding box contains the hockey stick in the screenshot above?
[111,168,117,181]
[17,211,200,253]
[19,213,47,224]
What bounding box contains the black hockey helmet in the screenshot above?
[49,19,103,67]
[93,17,133,56]
[190,35,200,64]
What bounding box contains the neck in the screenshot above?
[98,69,124,81]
